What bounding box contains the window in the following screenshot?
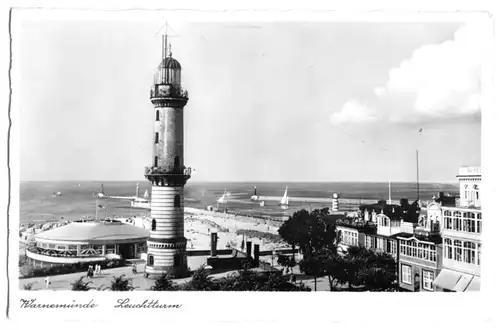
[377,238,385,251]
[156,110,160,121]
[106,245,115,254]
[400,240,437,262]
[402,265,412,284]
[174,156,180,171]
[151,219,156,231]
[444,210,453,230]
[454,240,463,262]
[342,230,358,246]
[154,156,158,167]
[453,211,462,231]
[422,270,434,291]
[174,195,181,208]
[365,236,372,249]
[155,132,159,143]
[147,254,154,266]
[463,242,476,264]
[389,240,397,255]
[478,243,481,265]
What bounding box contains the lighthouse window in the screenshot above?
[174,195,181,208]
[154,156,158,167]
[155,132,159,143]
[174,156,180,171]
[151,219,156,231]
[156,110,160,121]
[147,254,154,266]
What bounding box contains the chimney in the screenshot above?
[210,232,218,257]
[246,241,252,258]
[253,244,260,265]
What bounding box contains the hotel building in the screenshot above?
[433,166,481,291]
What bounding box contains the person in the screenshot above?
[132,262,137,275]
[44,276,51,289]
[87,265,93,278]
[95,264,100,276]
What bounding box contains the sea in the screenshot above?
[19,181,459,224]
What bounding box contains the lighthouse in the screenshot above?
[144,27,190,278]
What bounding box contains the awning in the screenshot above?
[452,273,473,292]
[433,269,462,290]
[465,276,481,291]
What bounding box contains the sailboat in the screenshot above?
[260,201,265,207]
[280,186,289,208]
[217,189,228,204]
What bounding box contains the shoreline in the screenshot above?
[18,207,287,258]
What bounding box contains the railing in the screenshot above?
[150,85,189,99]
[28,246,88,258]
[144,166,192,176]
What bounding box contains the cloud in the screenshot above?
[332,22,489,125]
[330,99,377,125]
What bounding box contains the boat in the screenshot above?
[130,198,151,210]
[217,189,229,204]
[260,201,265,207]
[280,186,289,209]
[280,186,289,206]
[130,187,151,209]
[52,192,62,197]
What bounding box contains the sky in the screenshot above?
[13,13,486,182]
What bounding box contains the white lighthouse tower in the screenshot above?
[144,27,191,278]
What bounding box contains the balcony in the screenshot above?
[150,85,189,99]
[144,166,192,186]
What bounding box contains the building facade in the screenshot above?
[397,231,442,292]
[26,221,149,266]
[144,32,191,278]
[433,166,481,291]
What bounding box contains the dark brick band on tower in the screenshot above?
[144,31,190,278]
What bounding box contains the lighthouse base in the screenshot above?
[144,239,188,279]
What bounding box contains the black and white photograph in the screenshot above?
[3,3,500,326]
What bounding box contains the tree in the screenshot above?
[70,276,93,291]
[105,274,136,291]
[359,250,397,291]
[182,266,218,291]
[150,273,177,291]
[299,254,324,292]
[277,254,297,275]
[278,208,339,261]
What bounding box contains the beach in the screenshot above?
[18,207,287,264]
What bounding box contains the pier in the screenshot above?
[250,195,379,206]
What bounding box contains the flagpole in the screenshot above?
[96,198,98,221]
[416,149,420,201]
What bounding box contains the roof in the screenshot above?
[35,221,150,243]
[158,56,182,70]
